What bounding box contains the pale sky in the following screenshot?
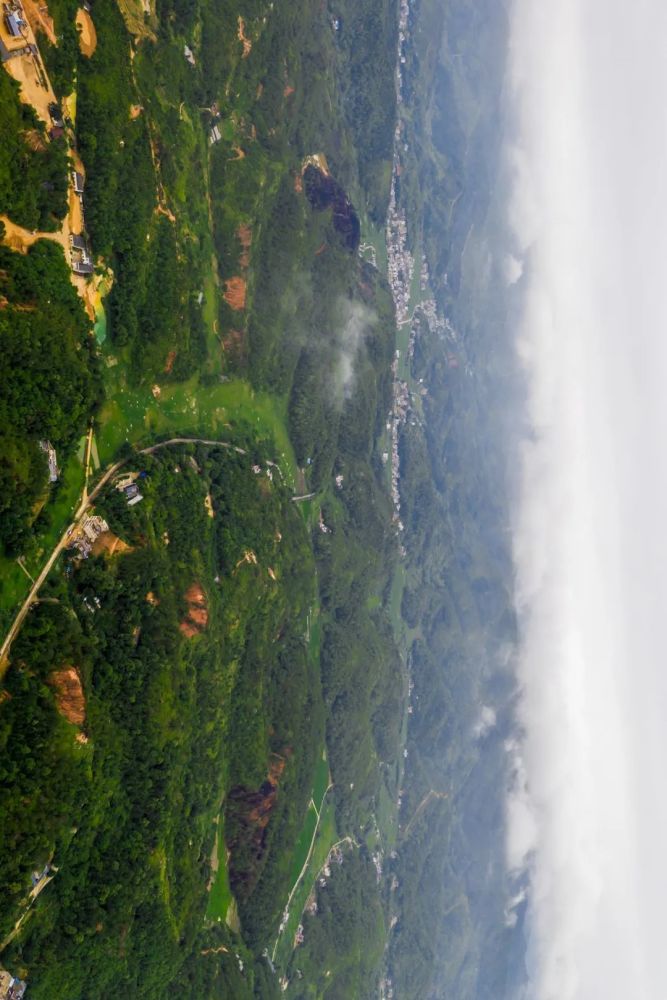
[505,1,667,997]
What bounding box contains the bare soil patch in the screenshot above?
[0,215,65,254]
[237,16,252,57]
[49,666,86,727]
[224,276,246,310]
[23,0,56,45]
[117,0,156,40]
[237,224,252,268]
[222,327,245,361]
[92,530,131,557]
[4,49,56,127]
[180,582,209,638]
[76,7,97,57]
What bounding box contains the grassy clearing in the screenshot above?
[389,559,406,643]
[289,805,318,888]
[288,753,329,886]
[0,559,29,632]
[96,377,297,484]
[272,750,331,969]
[273,794,337,971]
[312,753,329,804]
[360,216,388,278]
[207,825,233,925]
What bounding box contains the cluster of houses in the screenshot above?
[385,161,415,326]
[379,975,395,1000]
[68,513,108,558]
[115,473,144,507]
[47,100,66,140]
[0,2,35,65]
[0,968,26,1000]
[3,2,25,40]
[69,171,94,275]
[207,101,223,145]
[385,370,409,532]
[29,863,54,898]
[371,849,383,883]
[209,119,222,145]
[46,98,96,276]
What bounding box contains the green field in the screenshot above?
[206,823,233,925]
[287,753,329,888]
[273,793,338,971]
[96,377,296,484]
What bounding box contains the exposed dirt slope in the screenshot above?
[49,666,86,727]
[180,582,209,637]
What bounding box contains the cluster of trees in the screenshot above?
[333,0,397,223]
[0,73,69,232]
[0,241,100,554]
[203,446,324,948]
[37,0,79,99]
[285,851,386,998]
[0,444,321,996]
[73,2,209,380]
[0,0,409,991]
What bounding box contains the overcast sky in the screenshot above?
[505,1,667,997]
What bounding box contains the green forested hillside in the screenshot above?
[0,241,100,555]
[0,0,405,995]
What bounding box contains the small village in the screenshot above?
[0,968,26,1000]
[0,0,98,297]
[66,471,144,558]
[66,513,109,559]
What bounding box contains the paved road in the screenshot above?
[0,437,243,672]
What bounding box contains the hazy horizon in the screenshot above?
[504,1,667,997]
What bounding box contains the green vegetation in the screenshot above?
[0,74,69,232]
[285,850,386,999]
[380,2,521,995]
[38,0,79,99]
[0,0,407,993]
[273,793,338,974]
[206,823,233,924]
[0,442,320,997]
[0,241,100,561]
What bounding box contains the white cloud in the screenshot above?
[473,704,497,739]
[331,298,374,403]
[506,1,667,997]
[503,253,524,286]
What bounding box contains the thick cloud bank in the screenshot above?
[506,2,667,998]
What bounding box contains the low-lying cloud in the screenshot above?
[331,298,375,404]
[506,1,667,997]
